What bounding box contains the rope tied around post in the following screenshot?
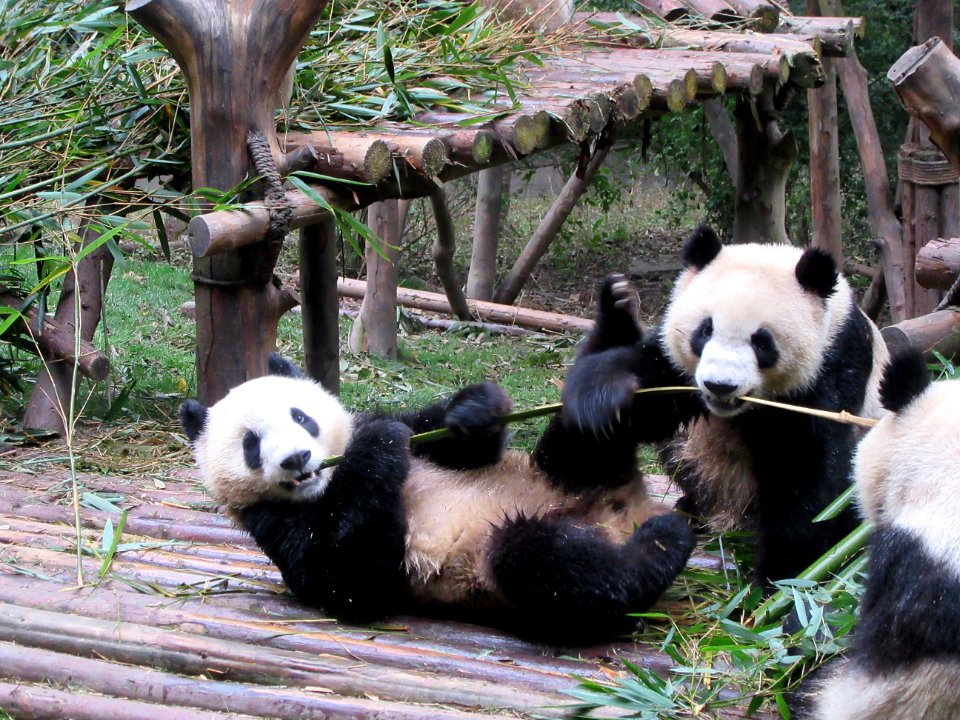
[247,129,293,285]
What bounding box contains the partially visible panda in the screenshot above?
[561,226,889,583]
[181,354,695,645]
[796,350,960,719]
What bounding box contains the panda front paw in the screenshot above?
[562,347,639,434]
[348,418,413,466]
[444,382,513,436]
[599,273,639,322]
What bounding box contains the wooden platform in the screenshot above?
[0,464,774,719]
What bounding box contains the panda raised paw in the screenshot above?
[599,273,639,321]
[443,382,513,437]
[561,347,640,434]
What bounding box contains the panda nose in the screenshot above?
[280,450,312,471]
[703,381,738,398]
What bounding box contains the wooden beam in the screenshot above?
[916,237,960,290]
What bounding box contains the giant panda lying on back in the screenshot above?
[561,226,888,583]
[795,351,960,719]
[181,354,695,645]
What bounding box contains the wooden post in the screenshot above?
[128,0,327,404]
[348,201,401,359]
[890,2,957,317]
[468,167,508,301]
[818,0,909,323]
[732,88,797,245]
[299,218,340,394]
[429,189,472,320]
[806,0,843,264]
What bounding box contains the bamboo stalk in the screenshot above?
[319,386,876,468]
[750,521,872,627]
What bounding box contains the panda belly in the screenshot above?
[667,416,757,531]
[400,453,667,609]
[809,657,960,720]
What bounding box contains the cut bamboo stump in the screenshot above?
[338,278,593,334]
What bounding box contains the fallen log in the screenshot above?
[881,309,960,358]
[338,278,593,333]
[916,237,960,290]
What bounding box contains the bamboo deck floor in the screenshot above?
[0,467,768,720]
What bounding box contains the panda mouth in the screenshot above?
[279,470,321,491]
[704,396,746,417]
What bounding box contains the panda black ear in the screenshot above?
[180,400,209,442]
[681,225,723,270]
[879,350,931,413]
[268,353,305,379]
[795,248,838,299]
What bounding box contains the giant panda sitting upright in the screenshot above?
[180,354,695,645]
[796,350,960,719]
[559,226,889,583]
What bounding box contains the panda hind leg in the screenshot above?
[488,513,694,645]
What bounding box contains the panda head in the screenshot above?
[180,355,353,516]
[661,226,851,417]
[854,351,960,538]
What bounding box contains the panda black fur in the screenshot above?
[562,226,888,583]
[181,354,695,645]
[795,351,960,719]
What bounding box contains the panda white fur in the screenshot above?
[181,354,695,645]
[561,226,888,583]
[797,350,960,719]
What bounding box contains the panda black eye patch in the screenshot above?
[751,329,779,369]
[290,407,320,438]
[690,317,713,357]
[242,430,262,470]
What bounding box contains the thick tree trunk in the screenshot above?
[128,0,326,404]
[495,138,614,305]
[732,89,796,245]
[468,167,508,301]
[806,1,843,265]
[22,213,114,435]
[299,218,340,394]
[349,201,401,358]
